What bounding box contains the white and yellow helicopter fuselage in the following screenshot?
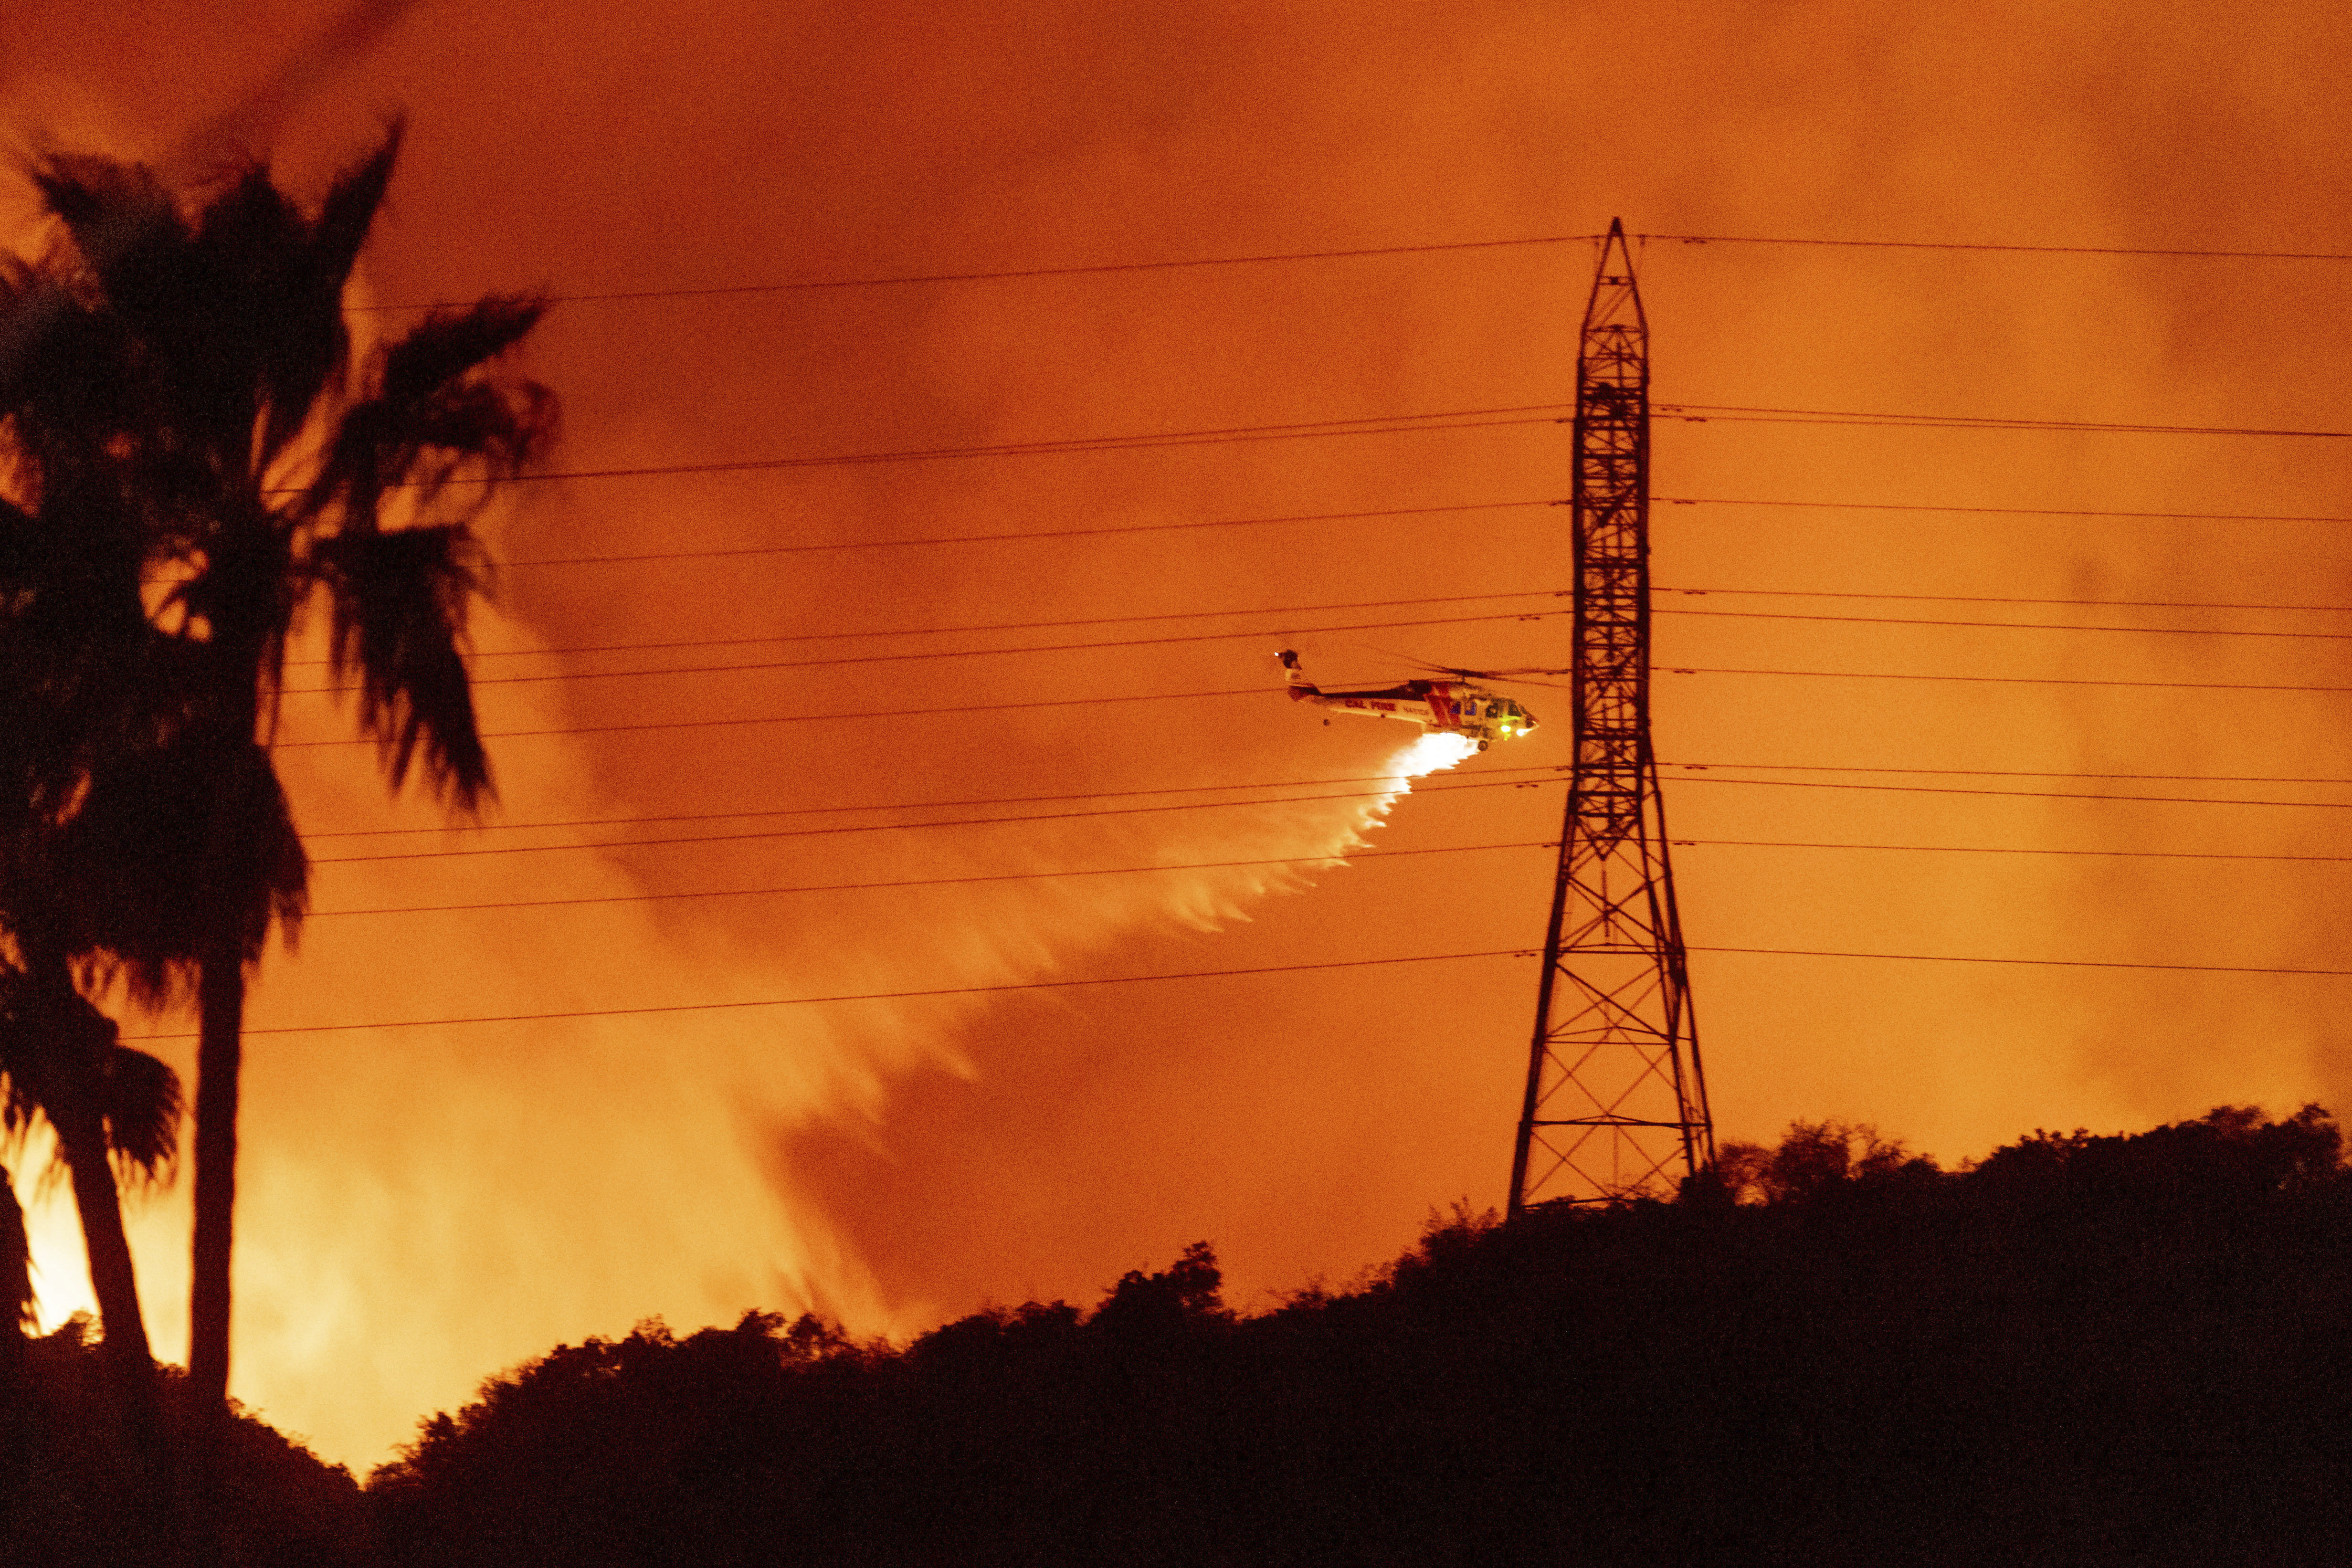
[1279,649,1537,751]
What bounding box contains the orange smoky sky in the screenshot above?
[3,0,2351,1469]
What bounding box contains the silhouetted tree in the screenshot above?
[1711,1118,1930,1204]
[0,960,181,1374]
[1089,1240,1228,1339]
[3,124,554,1419]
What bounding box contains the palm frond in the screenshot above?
[30,154,192,339]
[0,276,147,444]
[190,167,320,459]
[314,119,404,298]
[312,524,493,808]
[380,297,546,410]
[309,297,552,525]
[49,732,308,991]
[100,1044,180,1187]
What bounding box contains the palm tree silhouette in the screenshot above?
[0,950,182,1398]
[5,121,553,1414]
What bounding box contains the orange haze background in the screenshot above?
[3,0,2351,1468]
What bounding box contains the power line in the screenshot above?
[1693,945,2352,977]
[349,397,2352,497]
[1660,582,2352,616]
[1674,775,2352,811]
[458,492,2352,585]
[304,840,1550,916]
[299,764,1568,841]
[280,593,2352,705]
[114,930,2352,1042]
[1660,495,2352,528]
[274,684,1273,748]
[1649,666,2352,696]
[356,233,1607,312]
[1674,761,2352,786]
[308,778,1547,864]
[253,489,2352,629]
[489,498,1553,573]
[255,406,1576,500]
[1661,403,2352,441]
[278,573,2352,681]
[120,947,1541,1040]
[1657,607,2352,643]
[497,404,1576,485]
[270,653,2352,750]
[354,227,2352,319]
[280,601,1572,695]
[301,758,2352,868]
[1641,232,2352,263]
[1678,837,2352,864]
[442,577,1554,661]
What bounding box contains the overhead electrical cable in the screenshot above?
[1658,495,2352,527]
[1659,403,2352,441]
[1639,232,2352,262]
[279,596,2352,701]
[310,825,2352,881]
[1654,607,2352,642]
[1671,762,2352,786]
[119,938,2352,1042]
[1659,583,2352,615]
[300,760,2352,867]
[488,499,1554,572]
[303,841,1552,916]
[1645,665,2352,695]
[298,764,1570,841]
[271,657,2352,750]
[278,602,1574,695]
[245,487,2352,613]
[1691,946,2352,977]
[355,232,1606,312]
[306,777,1555,863]
[352,403,1582,491]
[272,684,1274,748]
[354,491,2352,590]
[305,397,2348,498]
[354,227,2352,319]
[1670,775,2352,811]
[120,947,1543,1041]
[1677,838,2352,864]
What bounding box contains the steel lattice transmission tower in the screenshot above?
[1508,220,1714,1214]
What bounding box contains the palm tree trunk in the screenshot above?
[53,1094,156,1378]
[188,948,243,1410]
[18,949,159,1394]
[30,955,177,1563]
[53,1087,178,1564]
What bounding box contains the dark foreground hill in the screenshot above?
[368,1105,2352,1568]
[12,1105,2352,1566]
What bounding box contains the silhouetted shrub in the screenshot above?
[0,1315,368,1568]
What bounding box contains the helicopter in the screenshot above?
[1279,649,1539,751]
